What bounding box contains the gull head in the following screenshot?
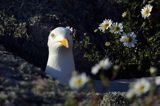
[48,27,73,51]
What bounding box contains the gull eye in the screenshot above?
[51,33,56,39]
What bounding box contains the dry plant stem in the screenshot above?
[88,80,98,106]
[135,98,142,106]
[91,88,97,106]
[147,75,156,105]
[111,69,118,80]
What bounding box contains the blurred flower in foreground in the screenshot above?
[149,67,157,75]
[133,79,150,96]
[91,58,112,75]
[69,73,89,90]
[141,4,153,19]
[155,77,160,86]
[120,32,137,48]
[110,22,123,34]
[98,19,112,32]
[126,89,135,99]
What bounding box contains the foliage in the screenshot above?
[95,0,160,77]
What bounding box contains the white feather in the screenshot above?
[45,27,75,84]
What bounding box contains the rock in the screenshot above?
[0,45,70,105]
[100,92,129,106]
[0,45,130,105]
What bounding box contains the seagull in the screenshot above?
[45,27,130,92]
[45,27,75,84]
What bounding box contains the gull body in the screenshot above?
[45,27,75,84]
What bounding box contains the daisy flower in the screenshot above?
[120,32,137,48]
[110,22,123,34]
[91,58,112,75]
[69,73,89,90]
[98,19,112,32]
[141,4,153,19]
[133,79,150,96]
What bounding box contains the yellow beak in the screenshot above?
[58,38,69,48]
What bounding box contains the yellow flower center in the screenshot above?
[124,37,132,43]
[102,23,110,29]
[75,79,82,86]
[113,26,120,32]
[144,9,150,16]
[137,85,145,93]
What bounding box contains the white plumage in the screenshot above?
[45,27,75,84]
